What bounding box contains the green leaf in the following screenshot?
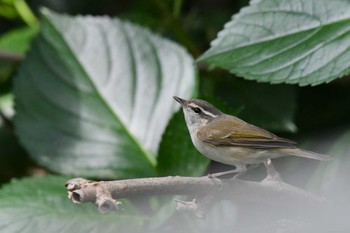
[198,0,350,86]
[157,111,210,176]
[0,26,39,54]
[12,0,39,26]
[0,176,146,233]
[0,3,17,19]
[0,0,38,25]
[14,9,196,178]
[0,92,13,119]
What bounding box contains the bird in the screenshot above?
[173,96,332,174]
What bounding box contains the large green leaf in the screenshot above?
[0,176,146,233]
[14,9,195,178]
[198,0,350,86]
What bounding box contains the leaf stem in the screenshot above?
[13,0,39,26]
[173,0,183,19]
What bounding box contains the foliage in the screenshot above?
[0,0,349,232]
[198,0,350,86]
[0,0,38,25]
[14,10,196,178]
[0,176,147,233]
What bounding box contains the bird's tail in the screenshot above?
[281,148,332,161]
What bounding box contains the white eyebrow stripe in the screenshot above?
[188,103,200,108]
[188,103,218,118]
[202,109,218,118]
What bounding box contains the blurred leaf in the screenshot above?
[14,9,196,178]
[12,0,38,25]
[0,60,16,84]
[0,176,146,233]
[0,127,29,183]
[1,0,19,4]
[0,25,39,54]
[157,111,209,176]
[201,75,297,132]
[198,0,350,86]
[0,0,38,25]
[0,92,14,118]
[0,2,17,19]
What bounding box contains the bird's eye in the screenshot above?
[193,107,201,114]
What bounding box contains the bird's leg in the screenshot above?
[209,164,247,179]
[231,163,262,179]
[207,165,246,189]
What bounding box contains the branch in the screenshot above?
[0,51,23,63]
[66,176,220,201]
[65,160,325,215]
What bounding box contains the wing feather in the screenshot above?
[197,116,296,149]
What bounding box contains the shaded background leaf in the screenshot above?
[0,127,30,184]
[0,25,38,54]
[198,0,350,86]
[0,176,146,233]
[14,9,196,178]
[201,74,297,132]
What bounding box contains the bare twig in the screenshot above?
[65,160,325,215]
[66,176,220,202]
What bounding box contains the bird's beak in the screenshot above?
[173,96,187,107]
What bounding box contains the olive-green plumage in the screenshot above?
[174,96,332,173]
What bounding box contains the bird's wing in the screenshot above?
[197,117,296,149]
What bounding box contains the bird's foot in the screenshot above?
[206,174,223,190]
